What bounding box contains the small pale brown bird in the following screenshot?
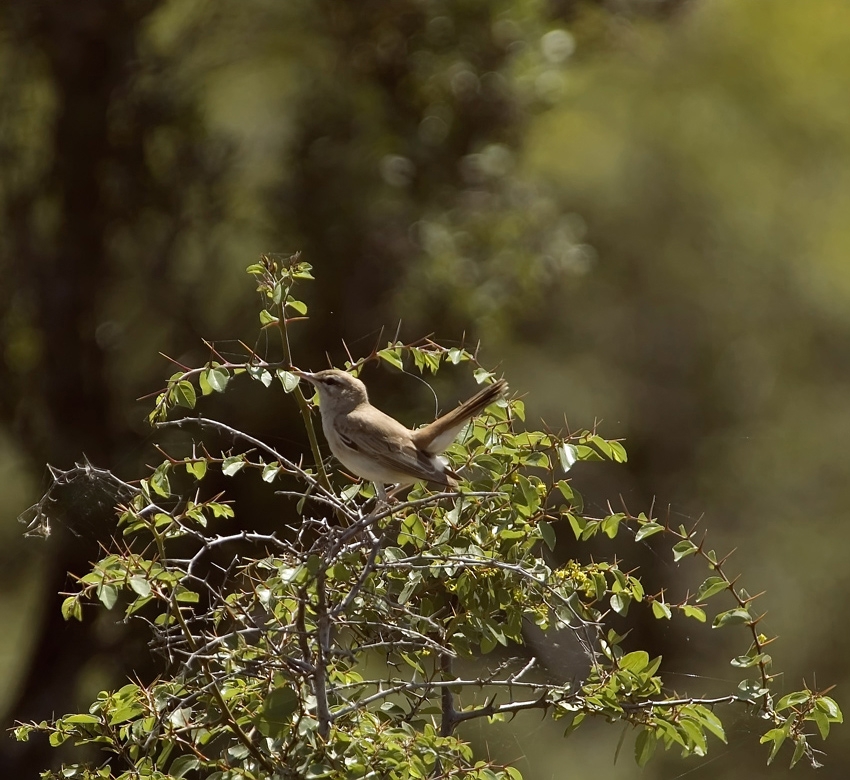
[295,368,507,496]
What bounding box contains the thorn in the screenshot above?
[159,352,191,371]
[750,610,768,625]
[717,548,738,567]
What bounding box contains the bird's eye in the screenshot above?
[323,377,339,386]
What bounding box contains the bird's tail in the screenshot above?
[413,378,509,454]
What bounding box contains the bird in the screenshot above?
[294,368,508,497]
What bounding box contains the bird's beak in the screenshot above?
[291,369,316,385]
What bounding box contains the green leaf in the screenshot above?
[680,604,706,622]
[619,650,649,672]
[691,704,727,743]
[815,696,842,721]
[651,600,672,620]
[446,347,467,364]
[97,584,118,610]
[712,608,751,629]
[207,367,230,392]
[610,592,631,615]
[61,596,83,621]
[538,520,557,551]
[601,513,624,539]
[635,728,657,767]
[151,462,171,498]
[473,367,495,384]
[565,512,585,539]
[259,309,278,326]
[776,691,812,710]
[672,539,698,561]
[63,714,100,725]
[129,576,151,598]
[186,460,207,480]
[248,366,273,387]
[813,709,831,740]
[172,380,197,409]
[635,522,663,541]
[262,462,281,483]
[790,738,807,768]
[108,704,144,726]
[174,586,199,603]
[760,727,787,765]
[696,576,728,600]
[556,480,574,502]
[377,348,404,370]
[222,455,246,476]
[286,299,308,315]
[170,756,201,778]
[608,440,628,462]
[277,369,300,392]
[255,686,299,739]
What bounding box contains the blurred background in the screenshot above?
[1,0,849,776]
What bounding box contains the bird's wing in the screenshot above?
[339,410,452,485]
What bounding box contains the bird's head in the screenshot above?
[294,369,369,415]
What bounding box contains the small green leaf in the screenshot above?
[286,299,308,315]
[712,608,751,629]
[601,513,624,539]
[63,714,100,725]
[672,539,698,561]
[608,440,628,462]
[610,593,631,615]
[186,460,207,480]
[635,728,657,767]
[151,462,171,498]
[172,381,196,409]
[207,367,230,392]
[377,348,404,370]
[277,369,300,392]
[174,586,199,603]
[651,600,672,620]
[473,367,495,384]
[696,576,728,600]
[248,366,273,387]
[619,651,649,672]
[262,462,281,483]
[565,512,585,539]
[170,756,201,778]
[222,455,246,476]
[815,696,842,720]
[129,576,151,598]
[259,309,278,326]
[538,520,556,551]
[97,584,119,610]
[255,686,299,739]
[61,596,83,621]
[680,604,706,622]
[635,522,663,541]
[776,691,812,710]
